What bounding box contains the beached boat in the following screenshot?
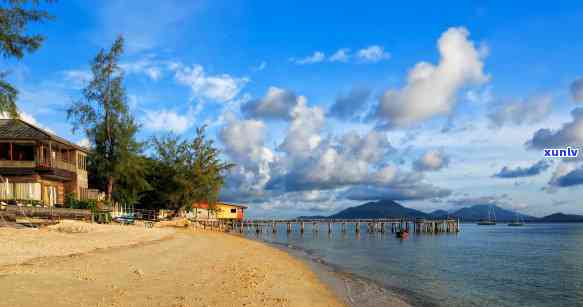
[477,205,496,225]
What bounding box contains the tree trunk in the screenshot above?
[106,176,114,201]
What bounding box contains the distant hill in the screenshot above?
[448,204,536,222]
[328,200,430,219]
[430,209,449,217]
[538,213,583,223]
[296,200,583,223]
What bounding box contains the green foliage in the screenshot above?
[139,126,235,210]
[67,36,149,205]
[0,0,54,116]
[64,192,97,210]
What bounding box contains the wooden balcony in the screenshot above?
[0,160,36,168]
[0,159,77,173]
[36,159,77,173]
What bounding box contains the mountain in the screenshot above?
[328,200,430,219]
[430,209,449,218]
[449,204,536,222]
[538,213,583,223]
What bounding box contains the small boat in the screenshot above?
[477,205,496,225]
[396,230,409,239]
[477,220,496,225]
[508,210,525,226]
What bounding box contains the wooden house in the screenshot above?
[0,119,99,206]
[191,202,247,221]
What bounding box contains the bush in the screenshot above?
[65,193,97,210]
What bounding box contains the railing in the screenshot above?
[36,159,77,172]
[0,160,36,168]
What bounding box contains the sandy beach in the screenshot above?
[0,221,342,307]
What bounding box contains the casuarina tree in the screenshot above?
[67,36,147,203]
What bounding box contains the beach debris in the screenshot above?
[133,269,144,277]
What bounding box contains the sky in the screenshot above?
[3,0,583,218]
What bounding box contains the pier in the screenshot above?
[197,218,460,235]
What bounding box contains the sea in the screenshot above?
[245,223,583,307]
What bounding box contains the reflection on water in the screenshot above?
[245,223,583,307]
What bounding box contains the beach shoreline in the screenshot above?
[0,221,343,306]
[245,235,416,307]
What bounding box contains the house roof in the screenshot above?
[193,202,248,209]
[0,119,89,153]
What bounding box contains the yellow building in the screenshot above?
[192,202,247,221]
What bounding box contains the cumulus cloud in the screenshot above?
[329,48,350,63]
[493,159,551,178]
[356,45,390,63]
[173,64,248,102]
[413,150,450,171]
[221,91,450,206]
[279,100,326,159]
[120,58,163,80]
[219,116,275,201]
[142,109,192,133]
[571,77,583,103]
[328,87,371,120]
[526,107,583,149]
[488,95,552,128]
[375,27,489,127]
[241,87,302,120]
[291,51,325,65]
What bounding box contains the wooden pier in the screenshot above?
[196,218,460,235]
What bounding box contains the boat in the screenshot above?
[508,210,525,226]
[396,229,409,239]
[477,205,497,225]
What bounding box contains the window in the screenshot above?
[230,208,237,213]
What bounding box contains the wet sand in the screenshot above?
[0,223,341,307]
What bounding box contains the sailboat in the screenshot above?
[477,205,496,225]
[508,210,525,226]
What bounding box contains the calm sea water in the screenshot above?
[246,223,583,307]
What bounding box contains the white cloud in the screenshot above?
[219,115,275,200]
[120,58,163,80]
[375,27,489,127]
[329,48,350,63]
[413,150,450,171]
[142,109,192,133]
[279,99,326,159]
[291,51,326,65]
[527,107,583,149]
[356,45,391,63]
[241,86,302,120]
[173,64,249,102]
[466,86,493,105]
[488,95,552,128]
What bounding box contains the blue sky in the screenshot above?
[4,0,583,217]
